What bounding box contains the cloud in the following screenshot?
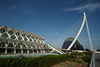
[63,3,100,12]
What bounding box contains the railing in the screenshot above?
[90,50,95,67]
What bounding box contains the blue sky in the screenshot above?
[0,0,100,49]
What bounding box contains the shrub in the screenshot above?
[82,55,92,62]
[77,52,84,56]
[0,54,72,67]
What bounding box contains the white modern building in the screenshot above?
[0,25,48,54]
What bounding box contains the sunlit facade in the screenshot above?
[0,25,48,54]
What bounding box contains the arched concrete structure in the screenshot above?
[0,25,48,54]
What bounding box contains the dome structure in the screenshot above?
[62,37,84,50]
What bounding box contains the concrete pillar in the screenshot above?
[14,48,16,53]
[13,42,16,54]
[39,47,42,53]
[42,47,45,53]
[31,46,34,53]
[27,49,29,53]
[26,46,29,53]
[5,44,7,54]
[21,49,23,53]
[40,49,42,53]
[21,46,23,53]
[37,50,39,53]
[44,51,45,53]
[5,48,7,54]
[32,49,34,53]
[41,45,45,53]
[14,45,16,53]
[0,33,1,37]
[34,44,38,53]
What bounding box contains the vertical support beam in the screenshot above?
[35,44,39,53]
[5,48,7,54]
[39,47,42,53]
[32,48,34,53]
[26,44,29,53]
[0,33,2,37]
[5,47,7,54]
[14,44,16,53]
[86,18,93,51]
[31,46,34,53]
[14,47,16,53]
[41,45,45,53]
[5,44,7,54]
[21,46,23,53]
[37,50,39,53]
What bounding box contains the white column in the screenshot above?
[42,46,45,53]
[0,33,2,37]
[39,47,42,53]
[14,44,16,53]
[31,46,34,53]
[26,46,29,53]
[37,50,39,53]
[21,46,23,53]
[5,44,7,54]
[14,47,16,53]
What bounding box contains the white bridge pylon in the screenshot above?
[48,12,93,54]
[67,12,93,51]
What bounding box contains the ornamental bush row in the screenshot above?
[0,54,72,67]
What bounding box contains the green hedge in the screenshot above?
[0,54,72,67]
[82,55,92,62]
[82,52,92,62]
[0,53,91,67]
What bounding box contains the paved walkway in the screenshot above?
[51,58,88,67]
[51,61,79,67]
[95,53,100,67]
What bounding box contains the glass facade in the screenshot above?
[62,37,84,50]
